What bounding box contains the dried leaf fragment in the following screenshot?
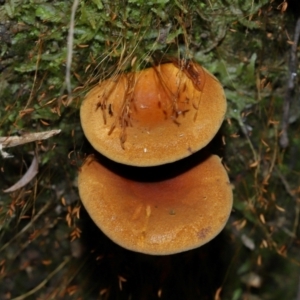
[0,129,61,149]
[3,155,39,193]
[241,234,255,250]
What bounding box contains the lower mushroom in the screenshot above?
[78,152,232,255]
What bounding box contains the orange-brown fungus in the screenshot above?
[78,153,233,255]
[80,62,227,166]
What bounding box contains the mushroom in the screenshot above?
[78,151,233,255]
[80,61,227,166]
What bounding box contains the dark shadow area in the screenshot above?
[81,127,226,183]
[78,207,234,300]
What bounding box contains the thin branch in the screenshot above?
[280,17,300,148]
[65,0,80,103]
[0,129,61,149]
[297,275,300,300]
[11,256,71,300]
[0,201,52,252]
[275,166,300,237]
[237,115,258,162]
[25,40,43,109]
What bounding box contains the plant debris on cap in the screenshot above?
[80,61,227,166]
[78,153,233,255]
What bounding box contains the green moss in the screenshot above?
[1,0,300,299]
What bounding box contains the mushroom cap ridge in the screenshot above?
[80,62,227,166]
[78,152,233,255]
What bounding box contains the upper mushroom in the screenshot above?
[80,61,227,166]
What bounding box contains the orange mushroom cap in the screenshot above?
[78,152,233,255]
[80,62,227,166]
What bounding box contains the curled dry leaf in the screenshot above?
[3,155,39,193]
